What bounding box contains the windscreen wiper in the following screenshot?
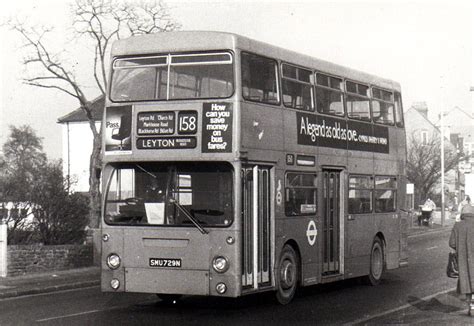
[135,164,157,178]
[170,198,208,234]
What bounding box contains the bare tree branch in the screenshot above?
[7,0,180,228]
[407,131,462,206]
[23,82,79,98]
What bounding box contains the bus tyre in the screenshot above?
[157,294,182,304]
[276,245,298,305]
[365,237,384,286]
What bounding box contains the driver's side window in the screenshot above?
[109,168,135,201]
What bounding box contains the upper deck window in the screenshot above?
[346,81,370,122]
[241,52,280,105]
[372,87,395,125]
[315,73,344,116]
[110,52,234,102]
[281,64,313,111]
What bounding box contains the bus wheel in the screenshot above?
[157,294,182,304]
[365,237,384,286]
[276,245,298,305]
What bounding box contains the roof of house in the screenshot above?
[405,106,456,149]
[57,96,104,123]
[405,106,441,133]
[435,106,474,124]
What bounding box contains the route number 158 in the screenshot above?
[178,111,197,135]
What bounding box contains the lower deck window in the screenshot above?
[348,175,373,214]
[375,176,397,213]
[285,172,317,216]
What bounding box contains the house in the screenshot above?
[434,106,474,174]
[57,97,104,193]
[405,102,466,205]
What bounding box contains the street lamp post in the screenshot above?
[440,109,445,226]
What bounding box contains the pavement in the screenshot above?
[0,266,100,299]
[0,212,465,325]
[354,288,474,325]
[408,210,455,236]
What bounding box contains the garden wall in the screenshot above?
[7,244,93,277]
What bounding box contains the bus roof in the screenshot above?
[111,31,400,91]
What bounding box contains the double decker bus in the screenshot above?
[101,31,408,304]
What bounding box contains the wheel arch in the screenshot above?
[374,232,386,269]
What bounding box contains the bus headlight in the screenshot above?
[107,254,121,270]
[212,256,229,273]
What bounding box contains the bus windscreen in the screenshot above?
[104,162,233,227]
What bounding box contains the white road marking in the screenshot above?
[36,309,103,322]
[36,296,157,323]
[408,228,451,238]
[343,287,456,325]
[426,246,438,250]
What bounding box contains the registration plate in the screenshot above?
[149,258,182,268]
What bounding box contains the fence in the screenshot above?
[0,221,6,277]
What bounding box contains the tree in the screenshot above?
[32,162,90,245]
[406,132,462,206]
[0,125,47,241]
[0,125,90,244]
[5,0,180,228]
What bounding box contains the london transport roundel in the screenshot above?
[306,220,317,246]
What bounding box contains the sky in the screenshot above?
[1,0,473,160]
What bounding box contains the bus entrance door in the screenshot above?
[241,165,272,290]
[322,169,343,276]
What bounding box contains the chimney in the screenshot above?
[411,102,428,119]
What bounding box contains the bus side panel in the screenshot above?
[240,102,284,152]
[344,155,374,278]
[374,136,402,270]
[375,213,400,270]
[344,214,373,278]
[274,216,320,287]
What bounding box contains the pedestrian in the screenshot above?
[457,196,471,221]
[449,198,474,316]
[419,198,436,225]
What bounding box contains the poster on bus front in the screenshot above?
[104,105,132,153]
[201,102,233,153]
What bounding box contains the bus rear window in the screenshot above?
[104,162,233,227]
[110,52,234,102]
[394,92,404,127]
